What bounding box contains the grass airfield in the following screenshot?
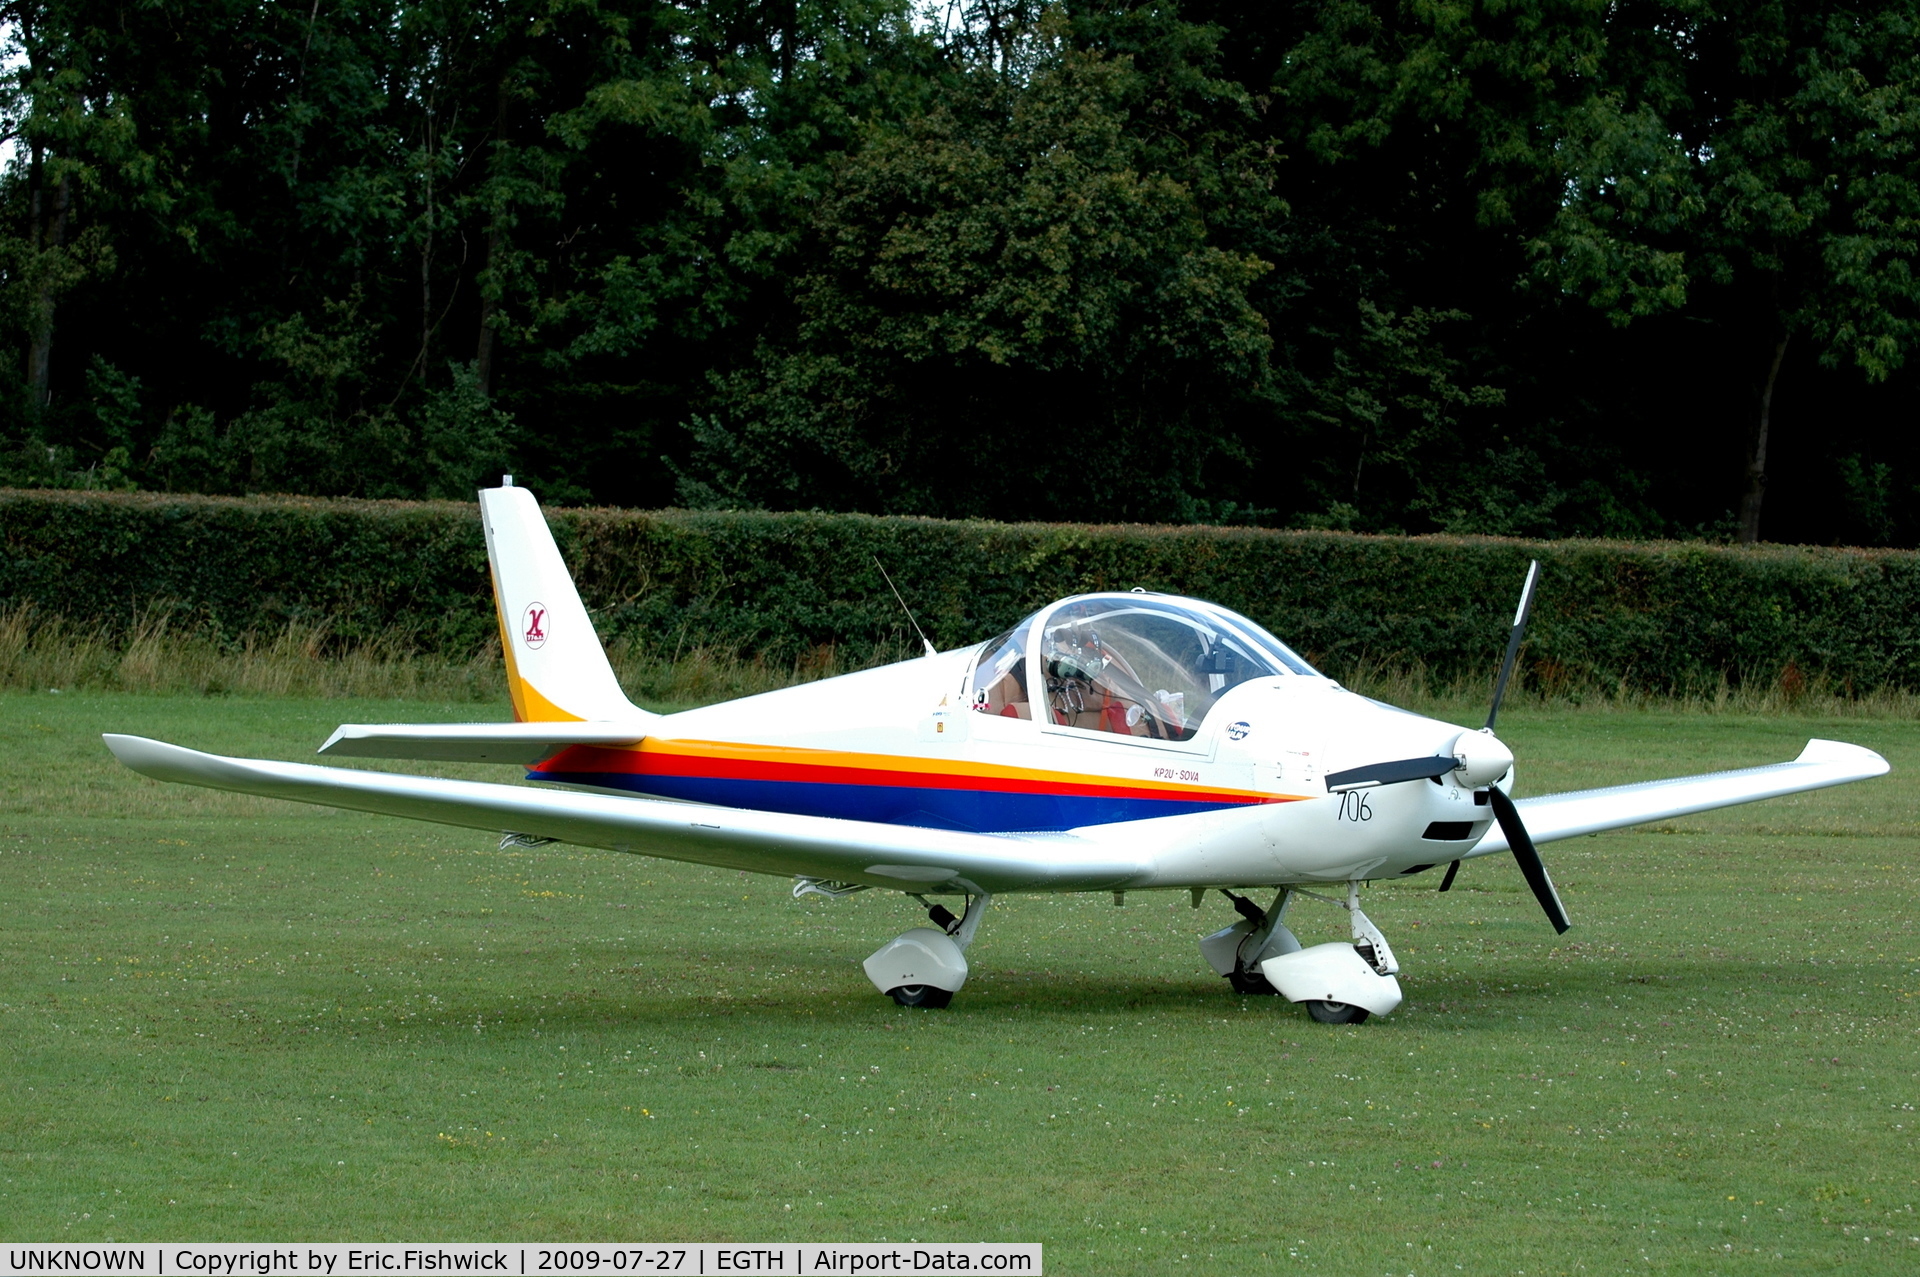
[2,691,1918,1274]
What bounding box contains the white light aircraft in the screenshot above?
[104,482,1890,1023]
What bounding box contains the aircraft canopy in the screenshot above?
[968,594,1319,741]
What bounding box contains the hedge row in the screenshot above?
[5,487,1919,693]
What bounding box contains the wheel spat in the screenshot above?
[1486,784,1569,933]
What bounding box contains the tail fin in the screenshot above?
[480,480,646,723]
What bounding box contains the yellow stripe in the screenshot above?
[520,679,586,723]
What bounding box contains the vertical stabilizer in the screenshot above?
[479,481,647,723]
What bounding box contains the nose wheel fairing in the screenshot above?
[1259,943,1404,1018]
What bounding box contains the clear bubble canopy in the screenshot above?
[968,594,1319,741]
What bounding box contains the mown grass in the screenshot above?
[2,690,1917,1273]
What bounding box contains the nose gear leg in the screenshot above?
[1347,880,1399,976]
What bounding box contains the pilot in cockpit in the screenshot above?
[1042,617,1193,739]
[970,597,1298,742]
[1040,600,1280,741]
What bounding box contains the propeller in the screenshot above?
[1485,559,1539,734]
[1487,783,1570,933]
[1316,559,1568,931]
[1324,754,1456,792]
[1458,559,1568,932]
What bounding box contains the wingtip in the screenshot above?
[1796,738,1891,777]
[102,732,162,777]
[101,733,208,783]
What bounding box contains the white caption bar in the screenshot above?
[2,1246,1040,1277]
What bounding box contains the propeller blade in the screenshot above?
[1438,859,1460,892]
[1485,560,1540,733]
[1324,755,1457,792]
[1486,785,1570,933]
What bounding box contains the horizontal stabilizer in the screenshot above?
[1470,738,1889,856]
[102,735,1144,894]
[319,721,651,764]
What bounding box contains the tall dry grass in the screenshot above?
[603,633,919,709]
[0,605,508,700]
[1337,657,1920,720]
[4,604,1915,716]
[0,606,919,709]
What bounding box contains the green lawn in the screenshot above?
[2,691,1916,1273]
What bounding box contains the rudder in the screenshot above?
[480,479,645,723]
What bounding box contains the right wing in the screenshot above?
[1469,738,1889,857]
[104,735,1142,894]
[318,721,650,764]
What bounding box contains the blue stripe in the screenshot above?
[529,770,1251,833]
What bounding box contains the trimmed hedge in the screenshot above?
[5,487,1919,693]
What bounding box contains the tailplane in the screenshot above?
[480,479,647,723]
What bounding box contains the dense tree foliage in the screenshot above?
[0,0,1915,543]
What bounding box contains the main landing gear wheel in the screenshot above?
[1201,889,1299,998]
[887,984,953,1009]
[1305,999,1370,1025]
[865,894,991,1009]
[1227,967,1278,996]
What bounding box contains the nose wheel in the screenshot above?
[887,984,954,1009]
[1304,999,1370,1025]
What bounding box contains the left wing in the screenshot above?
[1468,738,1889,857]
[103,735,1141,895]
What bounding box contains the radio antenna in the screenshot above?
[874,557,937,658]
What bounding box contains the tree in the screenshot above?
[1216,0,1636,532]
[1538,1,1920,542]
[682,7,1281,520]
[0,0,174,447]
[0,0,1913,548]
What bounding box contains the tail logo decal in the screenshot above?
[522,602,549,649]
